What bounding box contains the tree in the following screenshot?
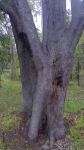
[0,36,8,87]
[0,12,19,81]
[0,14,10,85]
[70,32,84,83]
[0,0,84,144]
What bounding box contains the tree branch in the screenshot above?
[42,0,66,54]
[10,16,38,114]
[71,0,81,21]
[67,0,84,52]
[0,0,12,13]
[68,19,84,52]
[0,0,45,68]
[81,0,84,17]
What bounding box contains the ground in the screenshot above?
[0,73,84,150]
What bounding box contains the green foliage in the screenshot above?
[65,80,84,149]
[65,101,84,113]
[65,81,84,112]
[0,33,10,87]
[0,73,23,112]
[0,138,5,149]
[0,34,10,49]
[0,47,8,74]
[69,115,84,150]
[12,52,20,80]
[75,116,84,130]
[1,114,17,131]
[70,127,81,140]
[71,32,84,82]
[76,32,84,58]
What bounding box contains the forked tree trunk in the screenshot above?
[28,37,74,141]
[0,0,84,144]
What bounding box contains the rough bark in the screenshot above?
[47,87,66,144]
[0,0,84,144]
[28,66,51,141]
[10,17,37,115]
[71,0,81,21]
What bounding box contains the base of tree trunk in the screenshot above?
[27,114,66,144]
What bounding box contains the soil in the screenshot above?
[0,110,84,150]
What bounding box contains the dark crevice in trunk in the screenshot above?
[18,32,33,57]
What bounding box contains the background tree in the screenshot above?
[0,12,20,81]
[71,32,84,85]
[0,0,84,144]
[0,35,9,87]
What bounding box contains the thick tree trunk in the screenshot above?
[0,0,84,145]
[0,0,42,115]
[28,66,51,141]
[28,45,72,142]
[19,51,37,114]
[10,17,37,115]
[47,87,66,144]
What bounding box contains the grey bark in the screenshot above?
[28,66,51,140]
[10,16,37,115]
[0,0,84,144]
[71,0,81,21]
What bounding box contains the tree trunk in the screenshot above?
[47,87,66,144]
[76,58,81,86]
[0,0,84,144]
[28,66,51,141]
[10,42,15,80]
[10,16,37,115]
[7,0,44,116]
[28,39,73,142]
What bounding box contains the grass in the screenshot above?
[65,81,84,112]
[0,73,23,113]
[0,74,84,114]
[0,73,84,149]
[64,81,84,150]
[69,114,84,150]
[1,113,18,132]
[0,138,5,149]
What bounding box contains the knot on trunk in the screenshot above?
[56,75,63,87]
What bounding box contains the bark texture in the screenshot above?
[0,0,84,144]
